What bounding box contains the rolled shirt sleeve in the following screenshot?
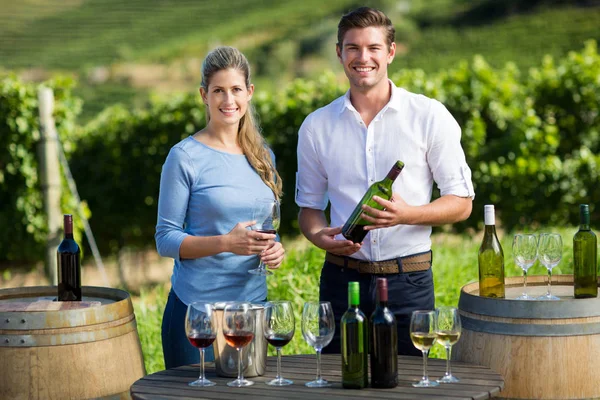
[155,147,194,260]
[296,114,330,210]
[426,100,475,199]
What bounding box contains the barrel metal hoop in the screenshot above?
[461,314,600,336]
[0,315,137,347]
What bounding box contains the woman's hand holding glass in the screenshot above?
[249,198,281,276]
[537,233,562,300]
[185,302,217,387]
[301,301,335,388]
[513,233,539,300]
[223,302,255,387]
[263,301,295,386]
[435,307,461,384]
[410,310,438,387]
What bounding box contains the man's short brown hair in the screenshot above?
[337,7,395,48]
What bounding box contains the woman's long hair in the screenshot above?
[201,46,282,200]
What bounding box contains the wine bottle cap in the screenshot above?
[348,281,360,306]
[484,205,495,226]
[376,278,388,302]
[63,214,73,235]
[580,204,590,223]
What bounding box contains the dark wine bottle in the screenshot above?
[478,205,505,298]
[57,214,82,301]
[370,278,398,388]
[342,160,405,243]
[341,281,368,389]
[574,204,597,298]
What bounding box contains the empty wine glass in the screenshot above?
[248,198,280,276]
[513,233,538,300]
[410,310,438,387]
[223,302,255,387]
[301,301,335,388]
[185,302,217,387]
[263,301,295,386]
[537,233,562,300]
[435,306,461,383]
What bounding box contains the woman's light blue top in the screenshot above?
[155,136,275,306]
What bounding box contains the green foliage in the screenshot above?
[0,75,85,262]
[133,283,168,374]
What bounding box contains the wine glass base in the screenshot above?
[305,379,331,388]
[413,379,440,387]
[437,375,460,383]
[515,293,535,300]
[248,268,273,276]
[227,378,254,387]
[266,378,294,386]
[189,378,216,387]
[537,293,560,300]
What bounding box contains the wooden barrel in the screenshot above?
[453,275,600,400]
[0,286,146,400]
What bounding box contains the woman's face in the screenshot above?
[200,68,254,129]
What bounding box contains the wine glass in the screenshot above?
[223,302,255,387]
[537,233,562,300]
[185,302,217,387]
[512,233,539,300]
[435,306,461,383]
[248,198,280,276]
[410,310,439,387]
[301,301,335,388]
[263,301,295,386]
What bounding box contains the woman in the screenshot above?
[155,46,285,369]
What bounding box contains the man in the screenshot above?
[295,7,474,356]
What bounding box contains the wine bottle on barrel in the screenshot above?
[478,205,505,298]
[341,281,368,389]
[57,214,82,301]
[574,204,597,299]
[341,160,404,243]
[370,277,398,388]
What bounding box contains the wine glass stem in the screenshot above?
[199,348,206,381]
[523,270,528,294]
[422,350,429,382]
[547,268,552,295]
[445,345,452,377]
[316,348,323,382]
[237,347,243,382]
[276,347,282,380]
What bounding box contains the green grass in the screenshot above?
[132,226,581,374]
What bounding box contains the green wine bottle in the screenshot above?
[478,205,505,298]
[342,160,405,243]
[574,204,597,298]
[341,281,368,389]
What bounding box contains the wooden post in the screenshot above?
[38,87,61,285]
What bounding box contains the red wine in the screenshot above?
[370,278,398,388]
[188,333,216,348]
[224,332,254,348]
[57,214,82,301]
[265,334,292,348]
[256,229,276,235]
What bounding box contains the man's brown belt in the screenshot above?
[325,250,432,274]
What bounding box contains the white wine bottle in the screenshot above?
[574,204,597,298]
[341,160,404,243]
[478,205,505,298]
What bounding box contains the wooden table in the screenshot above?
[131,354,504,399]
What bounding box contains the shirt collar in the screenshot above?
[338,79,403,115]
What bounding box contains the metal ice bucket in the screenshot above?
[213,302,267,377]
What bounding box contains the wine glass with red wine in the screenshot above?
[263,301,295,386]
[185,302,217,387]
[223,302,255,387]
[248,198,280,276]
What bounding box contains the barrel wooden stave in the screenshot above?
[454,275,600,400]
[0,286,146,400]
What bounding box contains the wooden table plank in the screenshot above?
[131,354,504,400]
